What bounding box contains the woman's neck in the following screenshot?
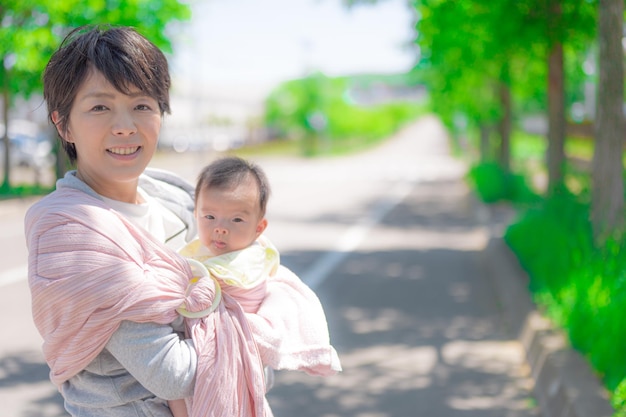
[75,170,142,203]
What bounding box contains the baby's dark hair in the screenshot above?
[196,156,271,217]
[43,24,171,163]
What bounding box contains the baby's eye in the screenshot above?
[233,218,244,223]
[203,215,215,220]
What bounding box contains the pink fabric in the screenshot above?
[25,189,267,417]
[222,279,268,314]
[180,238,342,376]
[240,267,342,376]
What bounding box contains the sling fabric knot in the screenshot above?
[178,259,222,319]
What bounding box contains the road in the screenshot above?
[0,115,540,416]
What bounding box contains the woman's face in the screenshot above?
[53,69,162,202]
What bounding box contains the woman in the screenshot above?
[24,25,267,417]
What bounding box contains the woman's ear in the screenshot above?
[256,218,268,237]
[51,111,61,128]
[51,111,71,142]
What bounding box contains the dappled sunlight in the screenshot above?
[442,340,526,373]
[344,307,413,334]
[331,345,437,403]
[447,392,532,412]
[448,281,471,302]
[441,341,533,412]
[269,344,437,416]
[354,225,489,252]
[269,338,536,416]
[443,317,497,340]
[340,303,501,343]
[343,257,425,281]
[339,344,437,378]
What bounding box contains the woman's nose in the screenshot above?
[112,111,137,136]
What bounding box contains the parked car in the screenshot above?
[0,119,55,170]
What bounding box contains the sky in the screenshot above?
[171,0,418,97]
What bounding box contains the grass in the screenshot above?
[0,182,54,200]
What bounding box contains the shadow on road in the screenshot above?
[268,179,538,417]
[0,350,66,416]
[0,351,50,387]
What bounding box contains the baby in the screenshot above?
[171,156,341,417]
[180,155,276,315]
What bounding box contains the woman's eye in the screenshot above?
[136,104,153,111]
[91,105,108,112]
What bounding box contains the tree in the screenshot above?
[537,0,595,194]
[546,0,566,194]
[0,0,191,189]
[412,0,537,171]
[591,0,624,242]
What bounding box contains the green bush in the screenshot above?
[466,162,538,204]
[503,188,626,414]
[504,190,593,294]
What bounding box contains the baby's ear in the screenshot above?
[256,218,268,236]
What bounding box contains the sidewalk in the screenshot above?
[481,203,615,417]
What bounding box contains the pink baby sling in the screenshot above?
[26,187,340,416]
[179,237,342,377]
[25,189,269,416]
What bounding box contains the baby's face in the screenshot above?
[195,178,267,256]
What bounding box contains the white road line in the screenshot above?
[0,264,28,288]
[301,180,415,290]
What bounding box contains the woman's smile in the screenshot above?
[107,146,141,156]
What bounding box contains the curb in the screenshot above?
[482,223,614,417]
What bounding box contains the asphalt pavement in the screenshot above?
[263,119,540,417]
[0,115,612,416]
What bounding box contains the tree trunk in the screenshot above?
[497,66,512,174]
[592,0,625,242]
[479,124,490,163]
[546,42,566,194]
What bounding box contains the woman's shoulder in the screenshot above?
[24,184,116,244]
[28,181,105,215]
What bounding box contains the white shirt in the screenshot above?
[102,186,188,250]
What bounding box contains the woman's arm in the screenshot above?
[106,320,197,400]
